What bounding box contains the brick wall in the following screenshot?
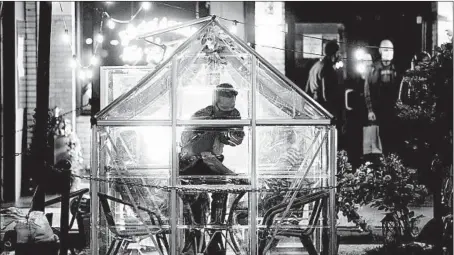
[49,14,73,115]
[24,2,38,145]
[76,116,91,168]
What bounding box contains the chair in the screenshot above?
[98,192,169,255]
[179,177,248,255]
[258,190,330,255]
[44,188,90,255]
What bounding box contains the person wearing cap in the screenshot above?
[363,39,400,154]
[305,40,342,121]
[179,83,245,254]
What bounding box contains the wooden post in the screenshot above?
[59,169,71,255]
[244,2,255,49]
[1,2,16,202]
[31,1,52,212]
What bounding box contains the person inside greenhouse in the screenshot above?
[179,83,245,254]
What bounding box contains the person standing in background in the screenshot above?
[364,39,400,155]
[305,40,342,123]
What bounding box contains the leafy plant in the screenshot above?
[337,151,429,241]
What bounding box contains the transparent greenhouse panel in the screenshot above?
[95,176,171,255]
[176,24,253,120]
[256,126,329,177]
[98,126,172,173]
[100,67,154,108]
[256,62,328,120]
[176,126,251,177]
[98,62,172,120]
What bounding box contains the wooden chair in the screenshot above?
[98,192,169,255]
[44,188,90,255]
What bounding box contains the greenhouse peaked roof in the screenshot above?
[95,16,333,122]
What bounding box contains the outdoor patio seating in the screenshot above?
[258,190,330,255]
[98,192,169,255]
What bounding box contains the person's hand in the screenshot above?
[227,131,244,146]
[368,111,376,121]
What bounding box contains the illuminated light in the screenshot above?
[107,19,115,29]
[355,49,366,60]
[159,17,168,29]
[110,40,119,46]
[62,33,70,44]
[85,69,93,79]
[416,16,422,24]
[85,38,93,45]
[356,63,366,74]
[79,70,86,80]
[229,25,237,34]
[105,1,113,4]
[122,46,144,63]
[90,56,99,66]
[141,2,151,10]
[121,39,130,46]
[118,31,126,39]
[126,24,137,38]
[95,34,104,44]
[70,56,78,69]
[335,61,344,69]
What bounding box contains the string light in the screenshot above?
[229,24,237,34]
[90,56,99,66]
[229,20,238,35]
[62,30,70,43]
[107,19,115,29]
[95,34,104,44]
[70,55,78,69]
[85,69,93,79]
[79,70,86,80]
[141,2,151,11]
[57,1,394,84]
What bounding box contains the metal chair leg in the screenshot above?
[300,235,318,255]
[112,239,124,255]
[106,239,118,255]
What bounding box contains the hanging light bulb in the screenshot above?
[90,55,99,66]
[70,55,78,69]
[85,38,93,45]
[107,19,115,29]
[85,69,93,79]
[79,70,86,80]
[95,34,104,44]
[141,2,151,10]
[62,30,70,43]
[110,40,119,46]
[229,24,237,34]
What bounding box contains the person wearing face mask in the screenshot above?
[305,40,342,122]
[179,83,245,254]
[364,39,400,154]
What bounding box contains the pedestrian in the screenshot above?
[305,40,342,122]
[363,39,400,156]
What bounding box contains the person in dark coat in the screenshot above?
[305,40,341,121]
[364,39,400,154]
[179,83,245,254]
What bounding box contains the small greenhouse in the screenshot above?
[90,16,337,255]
